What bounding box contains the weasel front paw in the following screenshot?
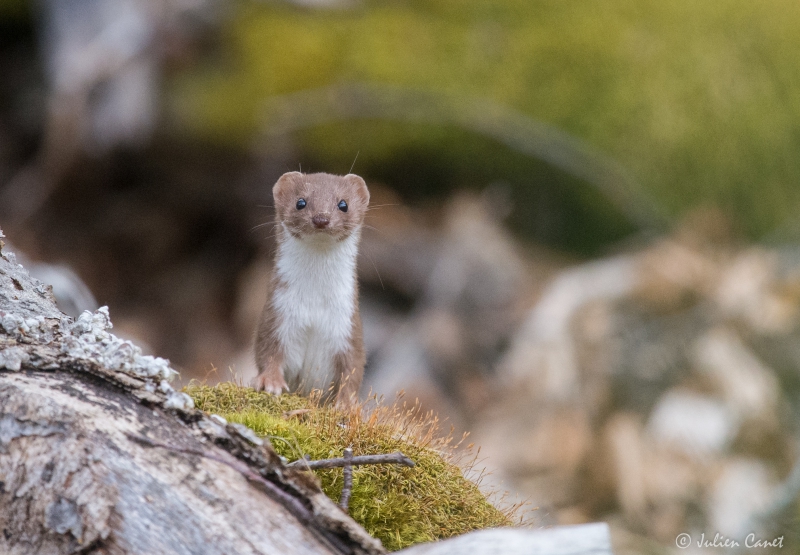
[253,371,288,395]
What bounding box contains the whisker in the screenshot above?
[364,252,385,291]
[364,205,399,214]
[249,221,277,233]
[348,151,360,175]
[252,222,283,239]
[258,230,284,242]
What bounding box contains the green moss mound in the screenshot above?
[186,382,514,551]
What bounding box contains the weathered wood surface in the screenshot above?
[0,229,384,555]
[396,523,613,555]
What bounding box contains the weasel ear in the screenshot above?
[344,174,369,204]
[273,172,302,201]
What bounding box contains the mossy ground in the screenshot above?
[186,382,518,551]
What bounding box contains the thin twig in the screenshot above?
[288,451,415,470]
[339,447,353,511]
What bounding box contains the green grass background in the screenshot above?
[171,0,800,246]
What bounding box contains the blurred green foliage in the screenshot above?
[172,0,800,248]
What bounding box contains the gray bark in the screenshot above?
[0,229,384,555]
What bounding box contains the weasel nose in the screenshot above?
[312,214,330,229]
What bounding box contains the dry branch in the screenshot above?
[289,451,416,471]
[287,447,415,514]
[339,447,354,511]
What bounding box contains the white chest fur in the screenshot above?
[272,228,359,392]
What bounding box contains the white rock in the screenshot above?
[396,523,613,555]
[500,256,637,400]
[647,390,737,458]
[708,459,776,538]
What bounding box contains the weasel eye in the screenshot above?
[296,198,306,210]
[337,200,348,212]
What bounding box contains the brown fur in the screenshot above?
[253,274,287,394]
[273,172,369,242]
[332,309,366,405]
[253,172,369,406]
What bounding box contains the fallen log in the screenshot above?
[0,229,384,555]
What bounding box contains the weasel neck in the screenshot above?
[276,225,361,280]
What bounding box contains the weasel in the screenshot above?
[253,172,369,405]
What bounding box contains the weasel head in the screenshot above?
[273,172,370,243]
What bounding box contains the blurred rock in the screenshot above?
[6,241,97,318]
[605,414,646,519]
[26,261,98,318]
[692,327,780,425]
[365,190,531,424]
[396,523,613,555]
[636,238,719,309]
[708,458,777,538]
[464,212,799,545]
[646,390,738,460]
[715,249,797,334]
[500,256,637,401]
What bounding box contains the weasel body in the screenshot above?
[254,172,369,404]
